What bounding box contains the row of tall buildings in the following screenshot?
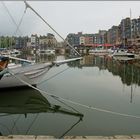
[1,16,140,50]
[66,16,140,48]
[0,33,58,49]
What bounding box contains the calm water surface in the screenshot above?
[1,55,140,138]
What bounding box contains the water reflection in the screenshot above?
[68,55,140,86]
[0,88,83,137]
[39,55,140,136]
[21,53,56,63]
[3,54,140,136]
[35,54,56,63]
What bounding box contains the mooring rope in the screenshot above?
[25,113,39,135]
[8,68,140,120]
[40,66,70,84]
[8,68,80,114]
[59,117,82,139]
[11,115,21,134]
[3,1,140,120]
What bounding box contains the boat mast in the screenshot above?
[130,8,132,46]
[122,18,125,48]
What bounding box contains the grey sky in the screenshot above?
[0,1,140,41]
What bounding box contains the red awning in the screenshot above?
[85,44,113,47]
[104,44,113,47]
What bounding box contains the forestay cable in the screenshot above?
[8,68,140,120]
[23,1,81,56]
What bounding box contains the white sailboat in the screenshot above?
[0,1,82,88]
[37,49,55,55]
[0,56,82,88]
[112,15,135,61]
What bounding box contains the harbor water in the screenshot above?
[1,55,140,138]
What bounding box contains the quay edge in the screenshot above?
[1,135,140,139]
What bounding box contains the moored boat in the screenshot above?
[113,49,135,58]
[0,56,9,79]
[37,49,55,55]
[0,56,82,89]
[0,62,52,88]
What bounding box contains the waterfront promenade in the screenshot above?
[1,135,140,139]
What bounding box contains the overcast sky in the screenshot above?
[0,1,140,41]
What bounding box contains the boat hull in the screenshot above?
[0,63,52,88]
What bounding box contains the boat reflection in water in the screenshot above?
[0,88,83,137]
[68,55,140,104]
[68,55,140,86]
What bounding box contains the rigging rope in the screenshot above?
[40,66,70,84]
[23,1,81,56]
[3,0,140,121]
[0,122,12,134]
[8,68,80,114]
[25,114,39,135]
[11,115,21,134]
[1,1,22,35]
[59,117,82,139]
[8,68,140,120]
[13,6,27,36]
[39,66,81,113]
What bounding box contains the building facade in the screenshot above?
[66,16,140,49]
[39,33,57,49]
[31,34,39,48]
[106,26,120,45]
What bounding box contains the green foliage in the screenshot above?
[0,36,15,48]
